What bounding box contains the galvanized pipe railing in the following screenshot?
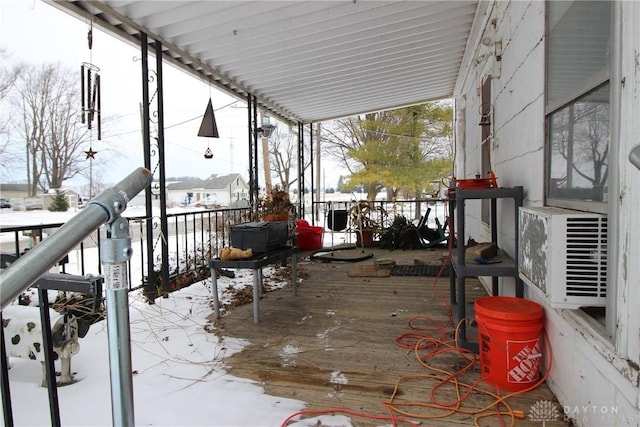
[0,167,152,311]
[0,207,252,298]
[1,167,152,427]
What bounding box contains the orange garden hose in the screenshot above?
[281,214,554,427]
[280,407,419,427]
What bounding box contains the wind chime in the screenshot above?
[197,98,219,159]
[81,22,101,197]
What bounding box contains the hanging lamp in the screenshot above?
[198,98,219,138]
[198,98,219,159]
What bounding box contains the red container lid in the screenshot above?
[474,296,544,321]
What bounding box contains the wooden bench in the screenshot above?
[209,246,298,323]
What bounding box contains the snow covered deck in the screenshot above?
[215,247,566,426]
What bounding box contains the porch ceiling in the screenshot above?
[46,1,479,124]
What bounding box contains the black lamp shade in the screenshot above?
[198,98,219,138]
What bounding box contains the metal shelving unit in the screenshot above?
[448,186,524,352]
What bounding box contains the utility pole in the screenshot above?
[260,111,272,194]
[228,133,235,174]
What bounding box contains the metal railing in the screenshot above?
[0,168,154,426]
[0,169,256,424]
[1,207,251,297]
[1,197,445,293]
[0,169,257,426]
[309,197,449,239]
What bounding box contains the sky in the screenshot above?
[0,207,351,426]
[0,0,261,187]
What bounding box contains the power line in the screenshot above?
[101,100,244,139]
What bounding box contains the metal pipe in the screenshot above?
[0,167,152,311]
[102,216,135,426]
[105,288,134,425]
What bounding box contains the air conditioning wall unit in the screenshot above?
[518,207,607,309]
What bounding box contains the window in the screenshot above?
[545,0,611,214]
[547,83,609,206]
[546,0,612,329]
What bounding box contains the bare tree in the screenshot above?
[268,125,293,192]
[11,63,92,194]
[267,125,297,193]
[550,100,609,195]
[0,51,22,175]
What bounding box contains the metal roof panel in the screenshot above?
[46,0,479,123]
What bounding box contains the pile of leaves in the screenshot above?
[220,265,308,311]
[258,186,296,217]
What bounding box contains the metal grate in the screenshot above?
[565,216,608,298]
[391,264,448,277]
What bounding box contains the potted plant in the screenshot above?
[349,200,387,247]
[258,186,295,221]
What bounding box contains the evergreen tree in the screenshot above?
[48,190,69,212]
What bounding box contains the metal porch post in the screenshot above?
[249,94,259,218]
[140,32,157,300]
[155,41,170,295]
[297,122,305,218]
[308,123,314,223]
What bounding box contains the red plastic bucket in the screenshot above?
[295,222,324,250]
[474,296,544,392]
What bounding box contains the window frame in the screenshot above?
[544,0,611,215]
[544,0,615,335]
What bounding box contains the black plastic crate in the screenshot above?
[230,221,288,253]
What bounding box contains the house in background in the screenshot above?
[0,185,81,210]
[42,188,80,209]
[455,1,639,425]
[165,173,249,207]
[0,184,44,211]
[0,184,30,200]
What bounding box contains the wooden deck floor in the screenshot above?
[212,247,567,427]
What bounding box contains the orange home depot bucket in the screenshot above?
[474,296,544,392]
